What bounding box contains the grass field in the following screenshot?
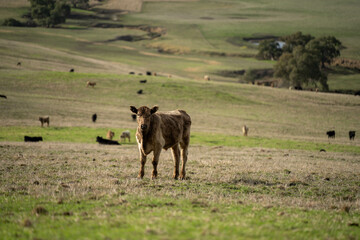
[1,0,360,239]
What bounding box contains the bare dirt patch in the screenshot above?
[1,141,359,210]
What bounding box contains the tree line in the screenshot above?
[3,0,89,28]
[256,32,342,91]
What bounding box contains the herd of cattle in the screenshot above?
[326,130,356,140]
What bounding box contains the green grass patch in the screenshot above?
[1,195,359,240]
[0,126,358,153]
[0,126,135,144]
[191,132,360,154]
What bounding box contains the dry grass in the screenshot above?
[0,0,29,8]
[1,141,359,211]
[97,0,143,12]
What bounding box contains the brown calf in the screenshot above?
[106,130,115,140]
[242,125,249,136]
[87,81,96,87]
[130,105,191,180]
[39,116,50,127]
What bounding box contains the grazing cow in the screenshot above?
[129,72,135,75]
[87,81,96,87]
[92,113,97,123]
[120,130,131,142]
[242,125,249,136]
[0,94,7,99]
[96,136,120,145]
[326,130,335,139]
[137,89,143,94]
[204,75,210,81]
[24,136,43,142]
[130,105,191,180]
[131,114,137,121]
[349,131,356,140]
[140,80,147,83]
[146,71,152,76]
[69,68,74,72]
[106,130,115,140]
[39,116,50,127]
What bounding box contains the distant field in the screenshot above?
[0,0,359,87]
[1,70,359,143]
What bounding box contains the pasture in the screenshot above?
[1,0,360,239]
[0,70,359,239]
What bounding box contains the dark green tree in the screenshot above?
[256,39,283,60]
[281,31,314,53]
[274,46,328,90]
[306,36,342,68]
[67,0,89,9]
[29,0,70,27]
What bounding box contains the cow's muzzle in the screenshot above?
[141,124,147,130]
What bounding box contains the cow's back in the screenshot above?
[157,110,191,149]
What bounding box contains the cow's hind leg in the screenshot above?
[179,138,189,180]
[171,144,180,180]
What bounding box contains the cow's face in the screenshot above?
[130,105,158,133]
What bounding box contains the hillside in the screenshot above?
[1,0,360,89]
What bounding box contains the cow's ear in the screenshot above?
[150,105,159,114]
[130,106,138,114]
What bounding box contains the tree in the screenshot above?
[29,0,70,27]
[256,39,283,60]
[281,31,314,53]
[67,0,89,9]
[306,36,342,68]
[274,46,328,90]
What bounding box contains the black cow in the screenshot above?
[24,136,43,142]
[17,62,21,67]
[131,114,137,121]
[146,71,152,76]
[69,68,74,72]
[137,89,143,94]
[92,113,97,123]
[96,136,120,145]
[349,131,356,140]
[139,80,147,83]
[326,130,335,139]
[129,72,135,75]
[0,95,7,99]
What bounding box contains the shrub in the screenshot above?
[2,18,23,27]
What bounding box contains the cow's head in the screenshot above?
[130,105,158,133]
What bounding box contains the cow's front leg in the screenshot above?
[151,148,161,179]
[138,152,147,179]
